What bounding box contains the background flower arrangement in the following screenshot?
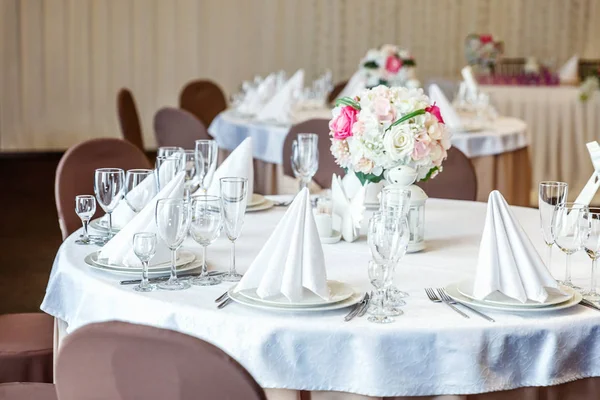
[464,33,504,73]
[329,85,451,186]
[580,67,600,102]
[360,44,420,89]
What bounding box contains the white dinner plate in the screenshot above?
[246,199,274,213]
[456,279,573,308]
[86,257,201,276]
[86,249,195,272]
[444,282,582,313]
[248,194,266,207]
[89,218,123,233]
[228,287,362,312]
[237,280,354,307]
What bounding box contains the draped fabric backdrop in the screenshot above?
[1,0,599,151]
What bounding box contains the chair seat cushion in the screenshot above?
[0,383,57,399]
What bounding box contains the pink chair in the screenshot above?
[55,321,267,400]
[0,383,56,399]
[55,138,152,240]
[117,88,145,152]
[153,107,211,149]
[179,80,227,127]
[282,119,344,189]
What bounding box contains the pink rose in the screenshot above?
[412,141,431,161]
[480,34,493,44]
[355,157,375,174]
[425,103,445,124]
[372,97,396,122]
[352,120,366,137]
[416,130,432,145]
[385,55,402,74]
[329,106,358,140]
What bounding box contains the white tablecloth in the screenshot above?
[41,198,600,397]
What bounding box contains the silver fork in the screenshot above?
[437,288,495,322]
[425,288,469,319]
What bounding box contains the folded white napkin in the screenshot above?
[99,172,185,268]
[428,84,462,130]
[204,137,254,197]
[234,187,329,302]
[256,69,305,123]
[473,191,564,303]
[110,173,156,229]
[337,71,366,100]
[559,55,579,83]
[461,66,480,98]
[237,74,277,115]
[332,174,366,242]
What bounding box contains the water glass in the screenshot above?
[74,195,96,245]
[132,232,157,292]
[124,169,155,213]
[189,195,222,286]
[155,155,182,191]
[552,202,587,289]
[220,177,248,282]
[539,181,568,275]
[157,146,184,158]
[291,133,319,192]
[182,150,203,197]
[155,198,191,291]
[195,140,218,193]
[582,208,600,301]
[94,168,125,242]
[367,261,394,324]
[380,186,412,216]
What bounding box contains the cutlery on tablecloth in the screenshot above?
[217,298,233,309]
[344,293,369,322]
[120,270,223,285]
[215,290,229,303]
[356,292,372,317]
[425,288,470,319]
[273,200,292,207]
[581,299,600,311]
[437,288,495,322]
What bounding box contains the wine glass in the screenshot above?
[367,260,394,324]
[155,198,191,291]
[220,177,248,282]
[124,169,155,213]
[582,207,600,301]
[552,202,587,289]
[291,133,319,192]
[539,182,568,276]
[195,140,218,193]
[74,195,96,245]
[132,232,157,292]
[157,146,184,158]
[94,168,125,242]
[182,150,203,197]
[188,195,222,286]
[155,155,182,191]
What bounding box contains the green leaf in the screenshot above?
[402,59,416,67]
[385,109,426,132]
[363,61,379,69]
[420,166,440,182]
[334,97,361,110]
[354,171,385,186]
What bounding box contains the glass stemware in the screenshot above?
[189,195,223,286]
[195,140,218,193]
[291,133,319,192]
[94,168,125,242]
[124,169,155,213]
[182,150,203,197]
[155,155,182,191]
[582,207,600,301]
[552,202,587,289]
[157,146,184,158]
[539,181,568,276]
[220,177,248,282]
[155,198,192,291]
[74,195,96,245]
[132,232,157,292]
[367,260,394,324]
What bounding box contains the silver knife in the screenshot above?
[344,294,368,322]
[120,271,222,285]
[356,293,371,317]
[217,298,233,309]
[215,291,229,303]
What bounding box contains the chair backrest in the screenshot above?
[179,80,227,127]
[154,107,211,149]
[495,58,525,76]
[117,88,145,151]
[416,147,477,201]
[327,80,348,104]
[55,321,267,400]
[282,119,344,189]
[55,138,152,240]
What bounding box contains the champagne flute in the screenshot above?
[195,140,218,193]
[220,177,248,282]
[182,150,203,197]
[582,207,600,301]
[124,169,155,213]
[74,195,96,245]
[132,232,157,292]
[155,198,191,291]
[539,182,568,276]
[291,133,319,192]
[155,155,182,191]
[94,168,125,242]
[189,195,222,286]
[552,202,587,289]
[157,146,184,158]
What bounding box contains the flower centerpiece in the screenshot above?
[360,45,420,89]
[580,67,600,102]
[464,34,504,75]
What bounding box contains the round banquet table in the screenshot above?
[42,197,600,399]
[210,111,531,206]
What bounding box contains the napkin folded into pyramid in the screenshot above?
[99,171,185,268]
[473,191,565,303]
[203,137,254,197]
[237,74,277,115]
[332,174,366,242]
[337,71,366,100]
[234,188,329,302]
[110,173,156,229]
[559,55,579,84]
[428,84,462,131]
[461,65,480,98]
[256,69,305,123]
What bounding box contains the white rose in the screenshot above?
[383,124,415,162]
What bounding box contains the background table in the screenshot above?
[42,198,600,399]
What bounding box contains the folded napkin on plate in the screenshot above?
[428,84,462,131]
[559,55,579,83]
[203,137,254,197]
[332,174,365,242]
[337,71,366,100]
[473,190,565,303]
[256,69,305,123]
[110,173,156,229]
[99,171,185,268]
[234,187,329,302]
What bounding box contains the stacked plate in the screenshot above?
[90,217,123,233]
[227,280,362,312]
[246,194,274,212]
[444,280,582,313]
[84,249,199,275]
